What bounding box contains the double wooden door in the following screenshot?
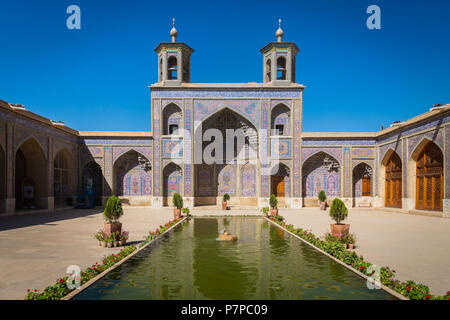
[416,143,443,211]
[385,153,402,208]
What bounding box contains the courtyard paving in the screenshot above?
[280,208,450,296]
[0,206,449,299]
[0,207,173,299]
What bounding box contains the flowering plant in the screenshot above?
[119,231,129,241]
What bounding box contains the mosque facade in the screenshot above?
[1,22,449,217]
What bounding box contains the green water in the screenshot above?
[75,217,396,300]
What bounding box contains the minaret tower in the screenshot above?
[155,18,194,85]
[260,19,299,84]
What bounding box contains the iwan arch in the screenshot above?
[0,22,449,217]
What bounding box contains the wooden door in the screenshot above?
[385,152,402,208]
[272,176,285,197]
[362,176,371,196]
[416,143,443,211]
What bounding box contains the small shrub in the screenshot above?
[222,193,230,202]
[182,207,190,215]
[318,190,326,202]
[103,195,123,223]
[172,193,183,209]
[269,194,278,209]
[329,198,348,224]
[343,233,356,244]
[262,207,269,215]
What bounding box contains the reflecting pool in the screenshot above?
[75,217,396,300]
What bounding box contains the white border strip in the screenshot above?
[62,217,188,300]
[265,217,408,300]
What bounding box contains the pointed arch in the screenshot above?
[352,162,373,198]
[217,164,236,196]
[302,151,341,199]
[383,151,402,208]
[15,136,47,160]
[114,150,152,197]
[302,150,342,167]
[412,140,443,211]
[163,103,182,135]
[199,105,258,130]
[271,103,290,136]
[271,162,290,199]
[410,137,443,161]
[15,137,49,209]
[163,162,182,206]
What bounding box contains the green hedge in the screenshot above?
[25,217,185,300]
[268,215,450,301]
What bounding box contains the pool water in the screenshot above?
[74,217,396,300]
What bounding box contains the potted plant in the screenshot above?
[222,193,230,210]
[103,195,123,236]
[318,190,327,210]
[94,230,107,246]
[119,231,129,246]
[112,231,120,247]
[262,206,269,216]
[172,193,183,219]
[344,233,356,249]
[269,194,278,216]
[329,198,349,237]
[182,207,190,217]
[106,236,113,248]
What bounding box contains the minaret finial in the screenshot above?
[276,18,284,42]
[170,18,178,43]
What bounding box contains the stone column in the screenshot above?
[177,49,183,81]
[162,50,168,81]
[46,136,54,211]
[287,49,292,82]
[271,50,276,82]
[291,98,303,208]
[183,99,194,207]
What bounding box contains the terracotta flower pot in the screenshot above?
[173,208,181,220]
[348,243,354,249]
[330,223,350,237]
[107,242,113,248]
[114,241,120,247]
[119,240,126,246]
[101,241,107,247]
[104,222,122,236]
[270,208,278,216]
[222,201,228,210]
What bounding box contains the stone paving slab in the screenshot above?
[0,207,173,300]
[279,208,450,296]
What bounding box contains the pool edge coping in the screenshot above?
[61,216,188,300]
[265,217,408,301]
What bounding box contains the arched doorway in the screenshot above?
[114,150,152,197]
[385,152,402,208]
[0,145,5,213]
[81,161,103,206]
[194,108,258,205]
[163,162,182,206]
[271,163,290,208]
[53,149,75,207]
[352,162,372,207]
[15,138,48,210]
[415,142,443,211]
[302,152,340,206]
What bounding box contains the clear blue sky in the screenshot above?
[0,0,449,132]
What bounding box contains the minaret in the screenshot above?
[260,19,299,84]
[155,18,194,85]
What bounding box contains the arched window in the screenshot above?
[168,56,178,80]
[277,56,286,80]
[266,59,272,82]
